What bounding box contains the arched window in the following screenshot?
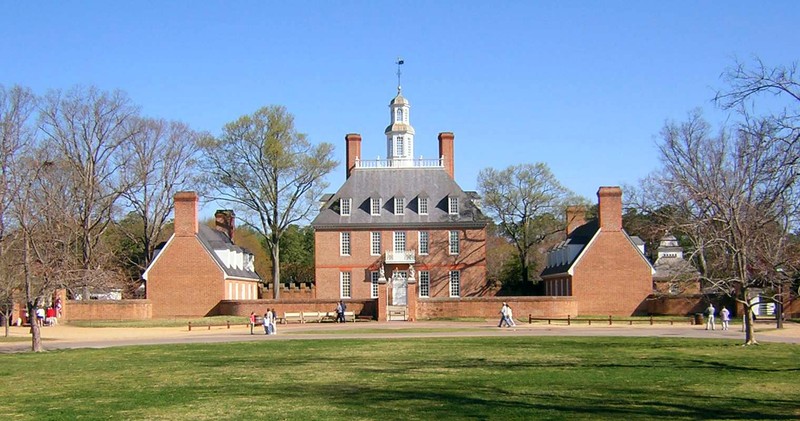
[396,108,404,122]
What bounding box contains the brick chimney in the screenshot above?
[345,133,362,179]
[565,206,586,236]
[174,191,199,237]
[597,186,623,232]
[438,132,455,179]
[214,210,235,243]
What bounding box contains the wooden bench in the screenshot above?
[301,311,323,323]
[344,311,356,322]
[283,312,304,324]
[320,311,337,322]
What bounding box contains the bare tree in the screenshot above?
[638,109,798,345]
[0,85,37,337]
[38,86,140,299]
[118,117,201,276]
[199,105,337,298]
[477,163,577,285]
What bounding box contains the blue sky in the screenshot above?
[2,1,797,217]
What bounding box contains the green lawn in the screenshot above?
[1,337,798,420]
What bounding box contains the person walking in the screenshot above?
[720,306,730,331]
[505,304,516,327]
[261,309,272,335]
[705,303,716,330]
[336,301,346,323]
[270,308,278,334]
[498,303,510,328]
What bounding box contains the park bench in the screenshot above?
[301,311,323,323]
[283,312,304,324]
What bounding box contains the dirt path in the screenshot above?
[1,320,797,353]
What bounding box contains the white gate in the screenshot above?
[392,272,408,306]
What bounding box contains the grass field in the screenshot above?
[1,336,798,420]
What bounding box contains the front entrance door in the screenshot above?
[392,272,408,306]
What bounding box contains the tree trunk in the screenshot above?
[3,310,9,337]
[27,302,42,352]
[743,307,757,346]
[271,242,280,300]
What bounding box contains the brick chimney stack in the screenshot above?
[438,132,455,179]
[345,133,362,179]
[174,191,199,237]
[565,206,586,236]
[215,210,236,243]
[597,186,623,232]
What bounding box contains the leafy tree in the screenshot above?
[199,106,336,298]
[279,224,314,283]
[478,163,577,285]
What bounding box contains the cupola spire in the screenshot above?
[385,58,414,166]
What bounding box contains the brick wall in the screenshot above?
[315,227,486,299]
[572,230,653,316]
[64,300,152,321]
[218,299,376,319]
[417,296,577,319]
[263,283,316,300]
[147,236,226,317]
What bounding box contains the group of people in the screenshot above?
[498,302,516,328]
[704,303,731,331]
[250,310,278,335]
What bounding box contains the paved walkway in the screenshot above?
[1,320,797,353]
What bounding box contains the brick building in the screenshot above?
[311,88,488,321]
[143,191,261,317]
[540,187,654,316]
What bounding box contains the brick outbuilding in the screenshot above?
[541,187,654,316]
[143,191,261,317]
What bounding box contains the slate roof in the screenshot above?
[540,220,599,277]
[196,225,261,280]
[311,167,487,230]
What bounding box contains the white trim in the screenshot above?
[142,234,175,280]
[623,231,657,274]
[567,230,600,277]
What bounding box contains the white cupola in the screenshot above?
[385,87,415,166]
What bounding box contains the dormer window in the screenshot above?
[448,196,459,215]
[340,198,351,216]
[394,197,405,215]
[418,197,428,215]
[371,197,381,216]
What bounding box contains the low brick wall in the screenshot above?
[647,294,737,316]
[417,296,577,320]
[262,283,316,300]
[217,299,376,319]
[64,300,152,321]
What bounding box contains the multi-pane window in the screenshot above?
[418,197,428,215]
[371,232,381,256]
[340,198,351,216]
[449,230,459,255]
[449,271,460,297]
[448,196,459,215]
[394,197,405,215]
[340,272,351,298]
[371,197,381,216]
[418,231,429,255]
[394,231,406,252]
[396,108,404,122]
[396,136,404,156]
[340,232,351,256]
[419,271,430,298]
[371,271,379,298]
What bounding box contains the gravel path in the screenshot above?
[1,320,797,353]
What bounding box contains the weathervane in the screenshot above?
[396,57,404,93]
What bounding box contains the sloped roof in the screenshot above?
[540,221,599,277]
[197,225,261,280]
[311,167,487,229]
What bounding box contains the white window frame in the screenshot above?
[340,271,351,299]
[340,197,351,216]
[448,196,459,215]
[419,271,430,298]
[371,197,381,216]
[394,231,406,253]
[449,230,459,255]
[340,232,351,256]
[371,232,381,256]
[418,231,429,255]
[449,270,460,297]
[394,197,405,215]
[418,197,428,215]
[396,135,404,156]
[371,271,379,298]
[396,108,404,122]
